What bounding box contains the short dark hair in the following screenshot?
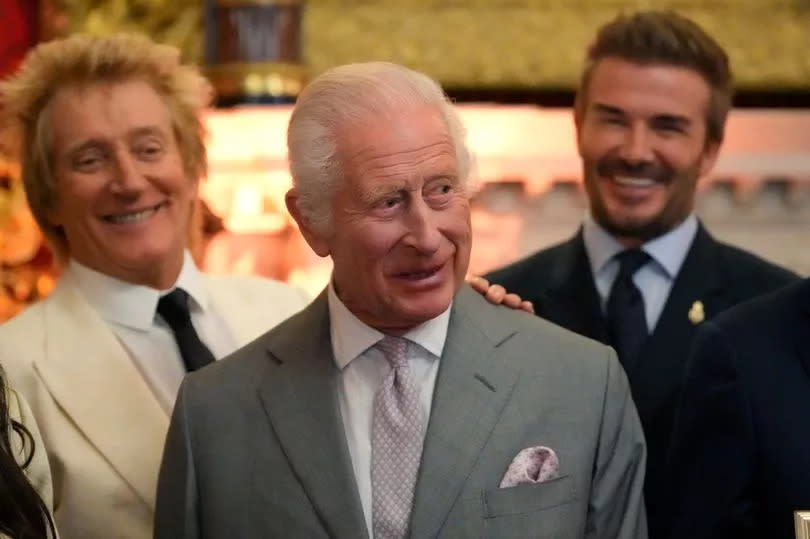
[575,10,733,144]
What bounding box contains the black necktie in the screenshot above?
[606,249,651,368]
[157,288,216,372]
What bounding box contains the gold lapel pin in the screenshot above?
[688,300,705,324]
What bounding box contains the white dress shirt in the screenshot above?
[327,282,450,538]
[582,213,699,332]
[67,251,238,413]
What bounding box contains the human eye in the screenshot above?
[657,124,683,134]
[652,117,687,135]
[371,191,404,214]
[428,181,453,197]
[134,138,164,160]
[380,195,402,208]
[599,115,626,127]
[435,183,453,195]
[73,149,105,172]
[424,178,456,207]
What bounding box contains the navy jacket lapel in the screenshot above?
[628,225,727,410]
[796,281,810,381]
[535,232,608,342]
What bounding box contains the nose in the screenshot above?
[403,197,442,255]
[109,149,149,195]
[618,124,654,165]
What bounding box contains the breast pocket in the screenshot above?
[480,475,580,539]
[483,474,576,517]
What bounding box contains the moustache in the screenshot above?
[595,157,672,184]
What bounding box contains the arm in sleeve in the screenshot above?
[154,379,200,539]
[666,321,755,539]
[586,348,648,539]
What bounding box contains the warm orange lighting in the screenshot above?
[200,104,810,292]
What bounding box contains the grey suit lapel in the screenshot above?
[258,291,368,539]
[410,286,521,538]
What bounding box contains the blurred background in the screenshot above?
[1,0,810,320]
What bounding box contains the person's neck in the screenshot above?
[74,254,185,290]
[332,281,421,336]
[614,235,644,249]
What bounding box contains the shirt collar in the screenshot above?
[173,251,210,311]
[583,213,698,279]
[327,280,451,370]
[66,251,208,331]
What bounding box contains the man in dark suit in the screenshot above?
[485,11,797,537]
[667,279,810,539]
[154,61,648,539]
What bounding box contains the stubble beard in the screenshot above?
[585,166,700,244]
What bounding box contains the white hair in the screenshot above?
[287,61,471,232]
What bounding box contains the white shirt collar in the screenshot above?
[66,251,209,331]
[327,280,451,370]
[582,213,698,279]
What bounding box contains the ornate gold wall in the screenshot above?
[69,0,810,89]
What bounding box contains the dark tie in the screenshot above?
[606,249,651,368]
[157,288,216,372]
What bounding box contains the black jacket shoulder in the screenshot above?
[710,277,808,335]
[485,238,577,297]
[707,239,799,299]
[485,229,799,301]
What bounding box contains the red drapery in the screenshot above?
[0,0,38,79]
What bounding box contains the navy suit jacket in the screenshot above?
[668,278,810,539]
[486,223,797,537]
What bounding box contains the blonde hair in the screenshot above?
[287,61,471,233]
[0,33,212,260]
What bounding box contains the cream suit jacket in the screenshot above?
[0,272,309,539]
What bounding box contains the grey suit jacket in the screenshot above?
[155,285,647,539]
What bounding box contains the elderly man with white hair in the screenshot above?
[154,61,648,539]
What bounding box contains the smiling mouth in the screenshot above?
[612,176,658,188]
[396,264,443,280]
[102,202,165,225]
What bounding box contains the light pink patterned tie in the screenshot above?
[371,336,426,539]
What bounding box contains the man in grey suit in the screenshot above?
[154,61,648,539]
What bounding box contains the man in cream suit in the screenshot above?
[0,34,308,538]
[155,61,648,539]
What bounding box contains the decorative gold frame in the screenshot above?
[797,511,810,539]
[67,1,810,90]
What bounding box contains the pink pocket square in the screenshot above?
[499,446,560,488]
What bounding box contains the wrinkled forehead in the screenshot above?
[45,79,173,149]
[336,106,458,182]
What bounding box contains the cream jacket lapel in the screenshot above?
[0,276,165,538]
[37,276,169,508]
[205,274,311,348]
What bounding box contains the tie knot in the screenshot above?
[376,336,408,369]
[614,249,650,279]
[157,288,192,329]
